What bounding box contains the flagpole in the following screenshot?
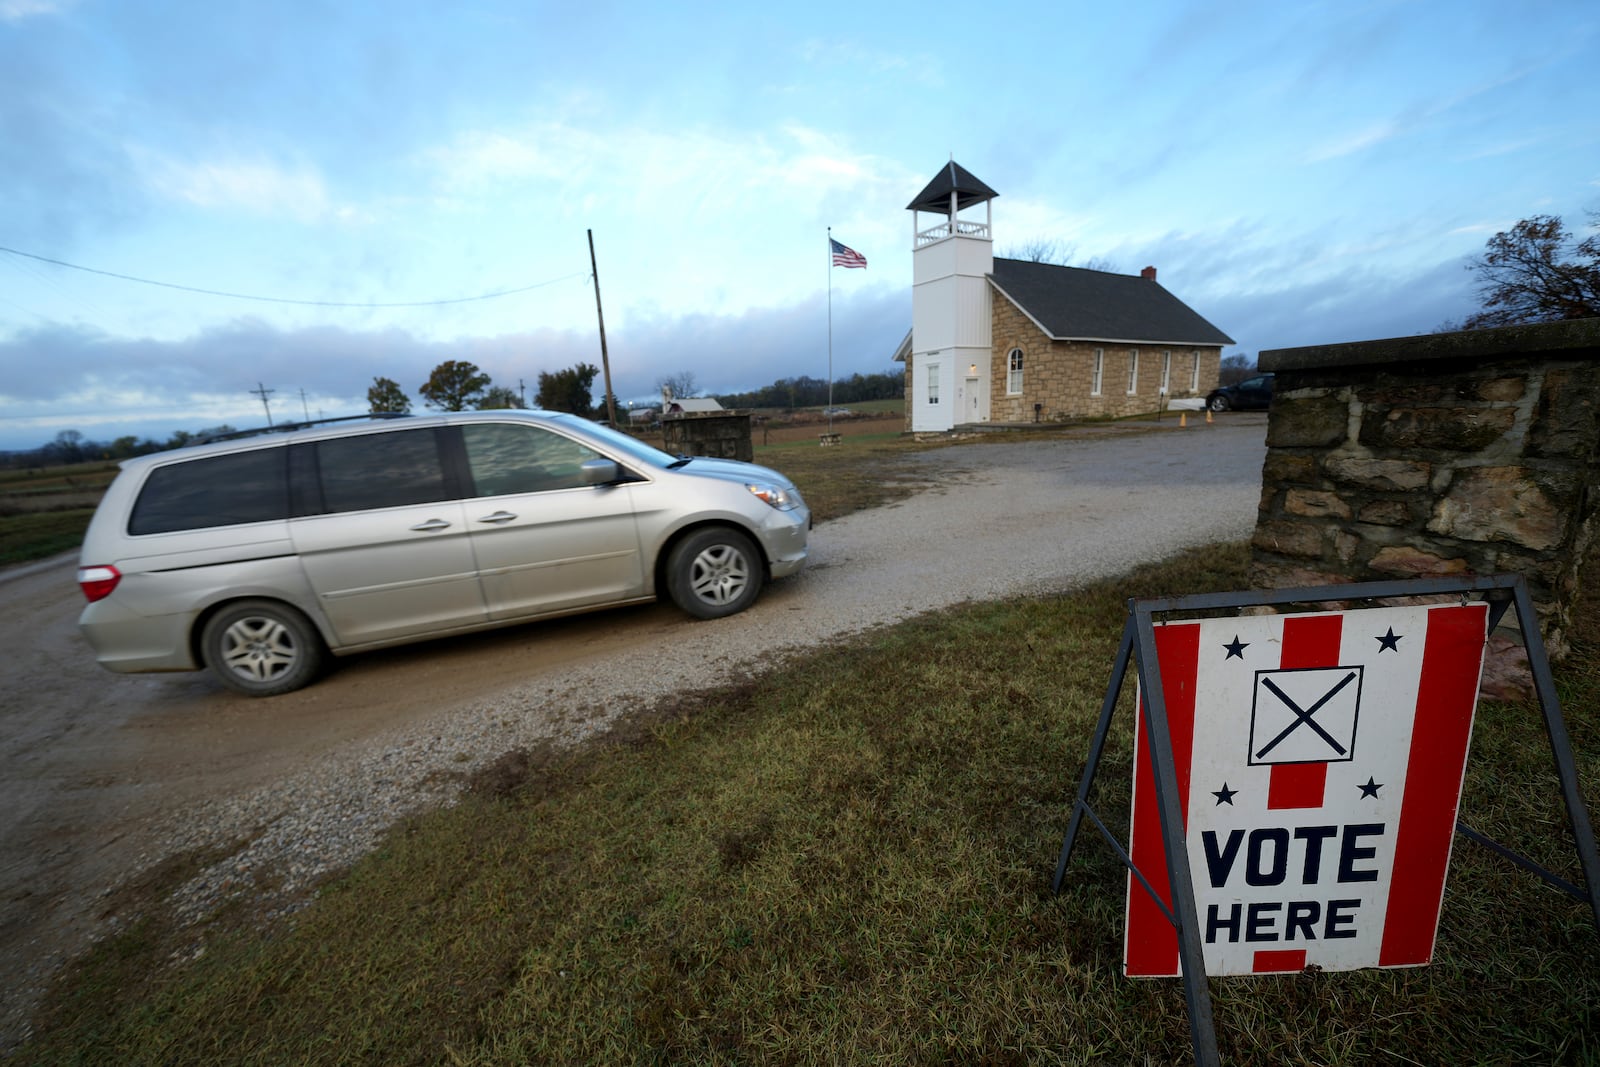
[827,227,834,432]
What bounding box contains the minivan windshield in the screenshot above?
[554,415,682,469]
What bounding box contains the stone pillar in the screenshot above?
[1254,319,1600,659]
[661,413,754,463]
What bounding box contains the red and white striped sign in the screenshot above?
[1125,602,1488,977]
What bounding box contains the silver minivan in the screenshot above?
[77,411,809,696]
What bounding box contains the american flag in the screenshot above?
[830,238,867,269]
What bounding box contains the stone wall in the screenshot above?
[1254,319,1600,658]
[661,412,753,463]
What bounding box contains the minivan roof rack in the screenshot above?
[195,411,411,445]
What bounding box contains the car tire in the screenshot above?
[1208,394,1231,412]
[201,599,327,696]
[666,527,765,620]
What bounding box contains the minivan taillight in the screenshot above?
[77,565,121,602]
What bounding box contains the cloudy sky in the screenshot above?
[2,0,1596,450]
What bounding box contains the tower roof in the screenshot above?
[905,161,998,215]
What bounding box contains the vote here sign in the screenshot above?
[1125,602,1489,977]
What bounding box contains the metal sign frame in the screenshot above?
[1050,574,1599,1067]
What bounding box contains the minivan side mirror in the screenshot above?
[580,458,623,486]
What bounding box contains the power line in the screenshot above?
[0,244,585,308]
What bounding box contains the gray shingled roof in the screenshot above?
[906,161,999,215]
[989,258,1235,346]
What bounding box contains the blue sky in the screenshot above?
[2,0,1596,450]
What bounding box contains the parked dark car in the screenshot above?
[1206,373,1274,412]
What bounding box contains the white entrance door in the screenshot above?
[966,376,982,422]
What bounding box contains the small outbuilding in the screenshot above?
[660,386,724,416]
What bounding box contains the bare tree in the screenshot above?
[1000,238,1117,273]
[1460,213,1600,329]
[1003,238,1076,264]
[658,370,698,399]
[1219,354,1255,386]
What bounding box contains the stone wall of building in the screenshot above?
[661,412,753,462]
[1254,319,1600,658]
[990,292,1221,422]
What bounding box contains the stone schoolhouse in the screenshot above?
[895,161,1235,433]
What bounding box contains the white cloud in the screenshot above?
[790,36,941,86]
[137,153,335,222]
[1302,122,1402,164]
[0,0,76,19]
[423,118,902,219]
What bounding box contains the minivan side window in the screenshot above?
[128,448,290,535]
[315,428,450,512]
[462,423,603,496]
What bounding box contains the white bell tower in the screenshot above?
[907,161,997,432]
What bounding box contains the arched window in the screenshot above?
[1006,348,1024,394]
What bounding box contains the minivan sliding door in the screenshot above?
[289,427,488,645]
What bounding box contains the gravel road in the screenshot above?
[0,418,1265,1046]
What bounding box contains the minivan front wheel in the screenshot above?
[201,600,326,696]
[667,528,764,620]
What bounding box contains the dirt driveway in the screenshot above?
[0,417,1266,1044]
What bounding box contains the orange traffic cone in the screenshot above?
[1179,412,1188,428]
[1205,408,1213,424]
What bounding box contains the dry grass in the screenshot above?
[22,543,1599,1065]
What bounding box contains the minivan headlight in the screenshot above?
[746,482,801,511]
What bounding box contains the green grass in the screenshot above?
[22,543,1599,1065]
[0,508,94,564]
[0,462,115,564]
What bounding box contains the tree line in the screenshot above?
[2,362,903,469]
[385,362,906,416]
[713,371,904,410]
[370,359,603,416]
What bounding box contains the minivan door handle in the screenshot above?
[410,519,452,533]
[476,511,518,525]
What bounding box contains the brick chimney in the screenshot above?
[1140,265,1157,281]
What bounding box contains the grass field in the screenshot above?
[21,543,1599,1065]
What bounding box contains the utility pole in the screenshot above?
[250,382,275,426]
[518,378,527,408]
[299,388,310,421]
[588,229,619,428]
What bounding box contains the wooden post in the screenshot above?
[588,229,619,428]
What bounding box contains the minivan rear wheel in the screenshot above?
[666,528,764,620]
[201,600,326,696]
